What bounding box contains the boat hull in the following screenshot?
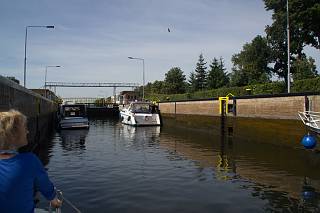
[59,117,89,129]
[305,123,320,134]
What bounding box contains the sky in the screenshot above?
[0,0,319,98]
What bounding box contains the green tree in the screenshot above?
[292,56,318,80]
[230,35,272,86]
[95,98,105,107]
[207,57,229,89]
[6,76,20,84]
[265,0,320,51]
[264,0,320,83]
[229,68,248,87]
[194,53,207,90]
[188,72,197,92]
[134,86,143,98]
[54,96,63,105]
[164,67,186,94]
[144,82,153,95]
[106,97,112,103]
[151,80,165,94]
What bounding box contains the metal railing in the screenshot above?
[298,111,320,129]
[49,190,81,213]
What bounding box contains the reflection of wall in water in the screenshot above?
[160,117,320,201]
[163,114,306,148]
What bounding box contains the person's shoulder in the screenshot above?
[18,152,43,169]
[18,152,39,161]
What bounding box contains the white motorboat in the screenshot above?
[59,104,89,129]
[120,102,162,126]
[298,111,320,134]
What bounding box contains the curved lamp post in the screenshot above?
[45,65,60,98]
[128,56,145,100]
[24,25,54,87]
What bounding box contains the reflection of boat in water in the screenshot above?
[59,104,89,129]
[119,124,161,141]
[60,129,89,151]
[298,111,320,134]
[120,102,161,126]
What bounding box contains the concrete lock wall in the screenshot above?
[159,93,320,120]
[0,76,57,150]
[236,96,304,119]
[310,95,320,112]
[159,94,320,149]
[159,100,219,116]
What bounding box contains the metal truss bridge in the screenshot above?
[45,82,140,88]
[62,97,100,104]
[45,82,140,97]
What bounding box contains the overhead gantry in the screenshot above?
[45,82,140,98]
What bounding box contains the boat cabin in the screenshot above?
[128,102,158,114]
[60,104,87,118]
[58,104,89,129]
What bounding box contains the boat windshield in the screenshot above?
[62,105,86,117]
[131,103,151,113]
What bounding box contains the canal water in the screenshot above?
[36,117,320,212]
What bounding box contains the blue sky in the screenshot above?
[0,0,318,98]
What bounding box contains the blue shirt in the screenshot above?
[0,152,56,213]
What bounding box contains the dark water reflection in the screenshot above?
[36,117,320,212]
[60,129,88,152]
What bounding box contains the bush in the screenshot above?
[292,77,320,93]
[250,81,286,95]
[147,77,320,102]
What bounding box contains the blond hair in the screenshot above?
[0,110,27,150]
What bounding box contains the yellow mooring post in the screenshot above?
[219,93,234,115]
[219,97,229,114]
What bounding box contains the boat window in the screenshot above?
[132,104,151,113]
[63,106,86,117]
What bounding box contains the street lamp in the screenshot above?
[24,25,55,88]
[45,65,60,98]
[128,56,145,100]
[287,0,291,93]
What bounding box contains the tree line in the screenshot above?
[142,54,229,95]
[136,0,319,96]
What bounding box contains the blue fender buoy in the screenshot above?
[301,134,317,149]
[302,190,316,200]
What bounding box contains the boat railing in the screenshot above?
[298,111,320,129]
[48,190,81,213]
